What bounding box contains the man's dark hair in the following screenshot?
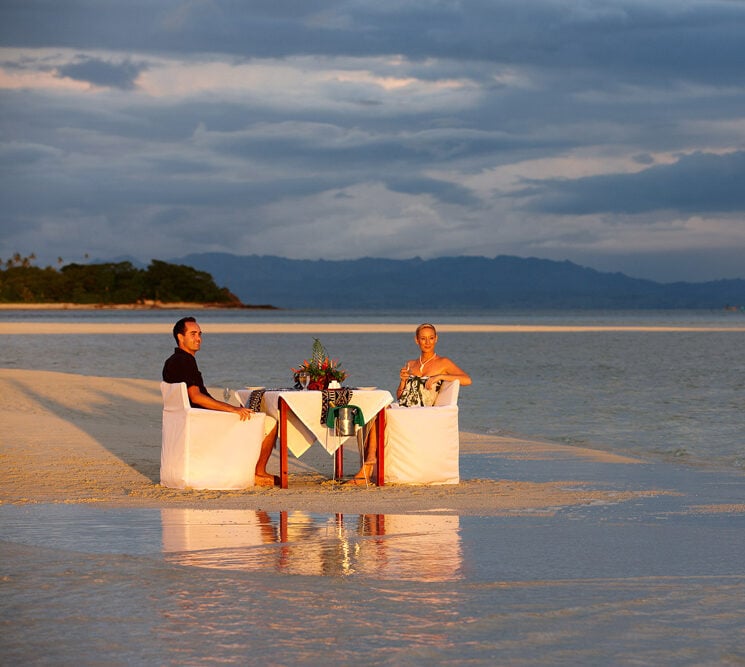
[173,316,197,342]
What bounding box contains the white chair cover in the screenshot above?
[384,380,460,485]
[160,382,266,490]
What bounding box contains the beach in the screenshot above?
[1,367,654,513]
[3,319,745,664]
[4,320,745,334]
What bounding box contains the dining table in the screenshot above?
[236,387,394,488]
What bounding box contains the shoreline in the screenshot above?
[4,368,744,666]
[3,321,745,334]
[1,367,677,516]
[0,301,277,311]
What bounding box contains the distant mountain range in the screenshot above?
[170,253,745,310]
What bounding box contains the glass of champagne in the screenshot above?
[298,372,310,390]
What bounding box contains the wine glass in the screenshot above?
[298,372,310,390]
[223,387,232,401]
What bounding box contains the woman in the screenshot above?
[396,322,472,406]
[347,323,471,485]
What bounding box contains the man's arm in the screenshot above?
[187,385,255,421]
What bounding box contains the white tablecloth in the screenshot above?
[237,389,394,457]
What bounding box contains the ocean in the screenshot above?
[3,308,745,665]
[3,308,744,470]
[3,499,745,665]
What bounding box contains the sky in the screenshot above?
[1,1,744,283]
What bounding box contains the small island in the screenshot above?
[0,254,276,310]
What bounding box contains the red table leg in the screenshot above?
[376,408,385,486]
[277,510,289,570]
[279,510,288,541]
[335,447,343,480]
[278,397,289,489]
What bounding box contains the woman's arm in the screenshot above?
[424,357,471,390]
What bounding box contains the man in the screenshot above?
[162,316,278,486]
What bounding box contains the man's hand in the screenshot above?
[234,406,254,421]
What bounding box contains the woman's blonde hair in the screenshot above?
[415,323,437,337]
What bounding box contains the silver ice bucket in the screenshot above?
[335,406,358,436]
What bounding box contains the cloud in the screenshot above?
[0,1,742,83]
[384,176,479,207]
[518,151,745,215]
[55,56,147,89]
[1,1,745,282]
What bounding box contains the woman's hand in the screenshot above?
[424,375,440,390]
[397,363,411,399]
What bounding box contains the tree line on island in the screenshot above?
[4,251,744,310]
[0,254,257,307]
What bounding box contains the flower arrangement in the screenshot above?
[292,338,347,390]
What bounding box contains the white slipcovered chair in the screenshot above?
[384,380,460,485]
[160,382,266,490]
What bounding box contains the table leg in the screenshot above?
[278,397,289,489]
[279,510,288,541]
[334,447,343,480]
[376,408,385,487]
[278,510,289,570]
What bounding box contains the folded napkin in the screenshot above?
[247,389,265,411]
[320,387,352,425]
[246,387,295,412]
[325,404,365,429]
[397,376,442,407]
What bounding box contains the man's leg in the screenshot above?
[255,417,278,486]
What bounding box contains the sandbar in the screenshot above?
[2,321,745,334]
[1,367,675,516]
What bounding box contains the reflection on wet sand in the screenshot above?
[161,509,462,581]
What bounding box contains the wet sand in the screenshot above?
[4,321,745,334]
[1,367,669,515]
[3,366,745,665]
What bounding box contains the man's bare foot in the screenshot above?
[254,473,277,487]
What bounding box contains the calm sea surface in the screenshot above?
[3,500,745,665]
[3,309,745,665]
[3,308,744,470]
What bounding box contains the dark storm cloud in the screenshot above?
[55,56,147,89]
[2,1,745,85]
[213,124,546,175]
[520,151,745,215]
[384,176,479,207]
[1,1,745,280]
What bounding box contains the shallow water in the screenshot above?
[5,309,745,664]
[3,498,745,665]
[3,309,745,469]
